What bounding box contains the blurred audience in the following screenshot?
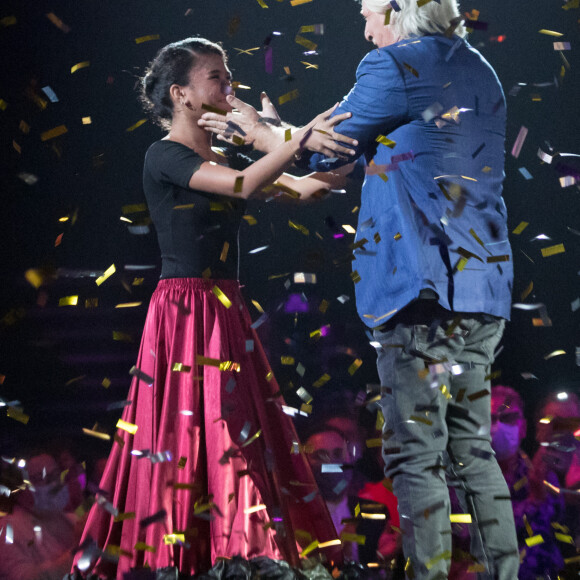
[491,385,565,579]
[533,390,580,578]
[0,452,81,580]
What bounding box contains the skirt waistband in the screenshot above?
[156,277,241,292]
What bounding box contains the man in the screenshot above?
[200,1,519,577]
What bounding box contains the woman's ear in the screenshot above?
[169,83,184,106]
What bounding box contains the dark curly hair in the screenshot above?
[139,37,226,129]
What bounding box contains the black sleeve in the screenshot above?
[144,140,204,188]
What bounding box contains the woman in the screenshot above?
[72,37,356,577]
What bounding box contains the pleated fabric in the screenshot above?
[73,278,342,578]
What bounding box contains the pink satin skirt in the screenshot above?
[74,278,341,577]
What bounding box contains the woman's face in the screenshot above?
[180,53,233,117]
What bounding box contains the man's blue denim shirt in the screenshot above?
[304,35,513,328]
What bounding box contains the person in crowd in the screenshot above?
[491,385,565,579]
[199,1,519,577]
[533,390,580,578]
[0,453,80,580]
[70,36,357,577]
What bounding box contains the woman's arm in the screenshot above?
[198,93,358,157]
[189,99,353,200]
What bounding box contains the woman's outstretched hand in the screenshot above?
[198,93,278,150]
[301,104,358,159]
[199,94,358,159]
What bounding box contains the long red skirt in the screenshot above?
[73,278,341,577]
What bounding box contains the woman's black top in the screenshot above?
[143,140,249,280]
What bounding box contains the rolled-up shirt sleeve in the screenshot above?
[305,48,409,172]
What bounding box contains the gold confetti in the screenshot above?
[0,16,17,27]
[13,140,21,154]
[233,176,244,193]
[520,281,533,301]
[85,298,98,308]
[366,438,382,448]
[405,557,415,579]
[450,514,472,523]
[40,125,68,141]
[201,103,228,115]
[126,119,147,132]
[301,61,319,69]
[71,61,90,74]
[525,535,544,547]
[410,415,433,425]
[212,285,232,308]
[467,389,490,401]
[513,476,528,491]
[319,299,329,313]
[394,232,402,240]
[45,13,70,33]
[348,358,363,375]
[96,264,116,286]
[164,533,186,545]
[241,429,262,447]
[220,242,230,263]
[234,47,260,56]
[243,215,257,225]
[172,363,191,372]
[340,532,366,544]
[82,428,110,440]
[196,354,240,372]
[7,407,29,424]
[288,219,309,235]
[417,0,433,5]
[134,542,156,552]
[291,0,313,5]
[351,271,361,284]
[376,135,396,148]
[281,356,295,365]
[300,540,320,557]
[403,63,419,77]
[538,29,563,36]
[116,419,138,435]
[295,35,317,51]
[425,551,452,570]
[544,350,566,360]
[102,377,111,388]
[278,89,299,105]
[177,457,187,469]
[255,0,268,7]
[555,533,575,544]
[244,504,266,514]
[318,539,342,548]
[313,373,331,387]
[487,255,510,263]
[114,512,136,522]
[541,243,565,257]
[82,116,92,125]
[59,295,78,306]
[135,34,160,44]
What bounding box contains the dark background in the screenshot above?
[0,0,578,461]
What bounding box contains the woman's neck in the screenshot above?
[167,116,214,160]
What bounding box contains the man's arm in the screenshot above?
[200,50,407,174]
